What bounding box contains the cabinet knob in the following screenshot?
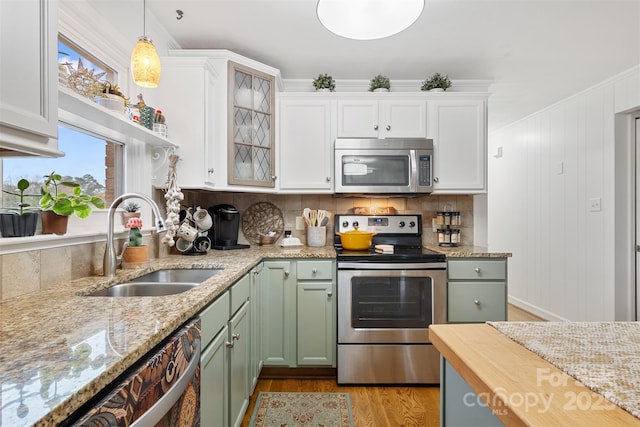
[284,270,290,277]
[312,268,318,274]
[474,300,481,306]
[474,267,481,273]
[232,333,240,341]
[327,291,333,298]
[207,168,214,174]
[326,176,331,182]
[433,177,439,183]
[272,175,277,181]
[374,125,379,131]
[386,125,391,131]
[225,341,235,348]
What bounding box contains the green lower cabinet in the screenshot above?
[229,301,251,427]
[201,324,229,427]
[261,259,336,368]
[441,357,504,427]
[249,264,263,392]
[297,280,335,366]
[261,261,296,366]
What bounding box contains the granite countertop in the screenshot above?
[0,246,334,427]
[425,244,512,258]
[0,243,509,426]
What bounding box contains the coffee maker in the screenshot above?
[208,204,250,250]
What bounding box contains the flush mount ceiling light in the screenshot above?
[316,0,424,40]
[130,0,161,88]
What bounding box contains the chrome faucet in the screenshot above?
[103,192,167,277]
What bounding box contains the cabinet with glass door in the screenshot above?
[228,62,276,188]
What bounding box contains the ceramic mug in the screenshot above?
[175,237,193,253]
[177,222,198,242]
[193,236,211,252]
[193,207,213,231]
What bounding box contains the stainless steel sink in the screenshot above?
[86,268,222,297]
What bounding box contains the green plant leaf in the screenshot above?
[17,179,30,192]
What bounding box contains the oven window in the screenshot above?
[351,276,432,328]
[342,155,409,186]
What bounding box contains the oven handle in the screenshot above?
[337,262,446,270]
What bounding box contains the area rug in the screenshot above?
[249,392,354,427]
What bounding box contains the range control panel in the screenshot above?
[335,214,422,235]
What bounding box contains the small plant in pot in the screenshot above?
[94,81,128,112]
[121,201,141,227]
[369,74,391,92]
[0,179,39,237]
[312,73,336,92]
[39,172,105,235]
[122,217,149,269]
[421,72,452,92]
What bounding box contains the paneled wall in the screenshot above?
[488,66,640,321]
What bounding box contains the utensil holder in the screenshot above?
[307,226,326,247]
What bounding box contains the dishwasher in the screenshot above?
[64,318,201,427]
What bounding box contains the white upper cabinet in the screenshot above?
[278,95,335,192]
[337,97,426,138]
[145,50,281,192]
[427,97,487,193]
[0,0,61,156]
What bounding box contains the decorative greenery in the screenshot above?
[369,74,391,92]
[312,73,336,92]
[121,201,140,212]
[127,217,143,247]
[3,179,36,215]
[421,72,452,91]
[98,81,127,99]
[154,109,166,124]
[39,172,105,218]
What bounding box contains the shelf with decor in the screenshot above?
[58,87,176,148]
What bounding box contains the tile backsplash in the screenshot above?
[0,192,473,301]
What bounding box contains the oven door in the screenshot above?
[337,265,446,344]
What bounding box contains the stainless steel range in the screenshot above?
[335,214,446,384]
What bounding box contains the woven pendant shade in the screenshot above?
[131,36,161,88]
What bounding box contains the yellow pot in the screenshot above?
[336,228,377,250]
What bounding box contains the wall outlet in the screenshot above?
[432,218,438,232]
[589,198,601,212]
[295,216,305,230]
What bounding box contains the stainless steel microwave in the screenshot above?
[334,138,434,195]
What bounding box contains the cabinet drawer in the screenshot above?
[200,292,230,348]
[448,259,506,280]
[297,260,334,280]
[231,273,251,315]
[448,282,506,323]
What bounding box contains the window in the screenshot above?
[2,125,123,211]
[0,35,125,237]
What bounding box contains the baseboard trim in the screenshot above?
[260,367,337,379]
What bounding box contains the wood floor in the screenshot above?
[241,304,543,426]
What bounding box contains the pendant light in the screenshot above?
[316,0,424,41]
[130,0,161,88]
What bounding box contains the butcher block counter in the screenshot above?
[429,323,640,426]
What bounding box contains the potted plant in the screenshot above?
[39,172,105,235]
[369,74,391,92]
[421,72,452,92]
[94,81,128,112]
[312,73,336,92]
[122,217,149,269]
[0,179,39,237]
[121,201,141,227]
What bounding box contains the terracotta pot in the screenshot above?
[41,211,69,235]
[336,228,377,250]
[121,211,141,227]
[122,245,149,269]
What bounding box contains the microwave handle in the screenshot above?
[409,150,418,191]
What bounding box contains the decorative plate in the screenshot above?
[241,202,285,245]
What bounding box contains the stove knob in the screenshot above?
[352,221,359,228]
[342,221,349,228]
[409,221,416,228]
[398,221,405,227]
